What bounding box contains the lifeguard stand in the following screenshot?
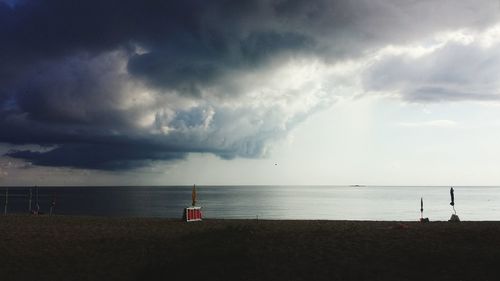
[184,185,202,222]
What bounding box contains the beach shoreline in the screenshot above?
[0,216,498,281]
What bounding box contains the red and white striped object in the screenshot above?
[185,206,202,222]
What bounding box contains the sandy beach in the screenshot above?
[0,216,499,281]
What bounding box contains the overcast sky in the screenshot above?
[2,0,500,186]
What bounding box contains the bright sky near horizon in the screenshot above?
[2,0,500,186]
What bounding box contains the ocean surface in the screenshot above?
[0,185,499,221]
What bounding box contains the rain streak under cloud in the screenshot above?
[1,0,500,173]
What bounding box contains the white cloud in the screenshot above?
[397,119,458,128]
[363,22,500,103]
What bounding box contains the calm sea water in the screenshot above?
[0,186,499,221]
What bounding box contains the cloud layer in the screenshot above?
[1,0,499,169]
[364,25,500,102]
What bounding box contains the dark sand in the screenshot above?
[0,216,499,281]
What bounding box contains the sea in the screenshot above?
[0,185,499,221]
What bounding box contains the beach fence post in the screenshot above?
[4,188,8,215]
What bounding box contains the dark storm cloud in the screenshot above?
[127,30,314,94]
[6,144,185,170]
[1,0,499,169]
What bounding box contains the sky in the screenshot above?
[2,0,500,186]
